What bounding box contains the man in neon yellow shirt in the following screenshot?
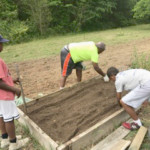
[60,41,109,89]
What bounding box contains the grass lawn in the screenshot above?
[1,24,150,63]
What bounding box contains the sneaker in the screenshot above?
[9,137,29,150]
[122,122,140,130]
[1,138,9,148]
[1,135,22,148]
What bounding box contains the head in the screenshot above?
[96,42,106,54]
[0,35,9,52]
[107,67,119,81]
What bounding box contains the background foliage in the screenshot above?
[0,0,149,43]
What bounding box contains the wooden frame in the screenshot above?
[18,108,130,150]
[18,76,131,150]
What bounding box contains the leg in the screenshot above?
[120,84,150,127]
[60,76,68,88]
[121,99,143,128]
[120,100,138,120]
[76,68,82,82]
[60,47,72,88]
[5,120,16,140]
[0,117,7,135]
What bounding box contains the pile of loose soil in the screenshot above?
[20,77,120,144]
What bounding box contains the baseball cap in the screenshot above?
[0,35,9,43]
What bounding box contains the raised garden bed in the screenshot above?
[18,77,130,150]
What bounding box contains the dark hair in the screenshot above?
[96,42,105,51]
[107,67,119,78]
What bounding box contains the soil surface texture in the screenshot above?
[8,39,150,99]
[20,77,120,144]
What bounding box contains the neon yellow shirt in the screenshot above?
[69,41,99,63]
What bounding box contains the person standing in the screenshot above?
[0,35,29,150]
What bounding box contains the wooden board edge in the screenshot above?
[111,139,131,150]
[17,108,58,150]
[57,109,130,150]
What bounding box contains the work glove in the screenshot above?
[103,75,109,82]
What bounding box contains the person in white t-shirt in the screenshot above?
[107,67,150,130]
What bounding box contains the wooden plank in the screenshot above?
[111,139,131,150]
[91,120,131,150]
[128,126,147,150]
[148,126,150,140]
[18,106,131,150]
[18,108,58,150]
[57,109,130,150]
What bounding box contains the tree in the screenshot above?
[133,0,150,20]
[0,0,28,43]
[0,0,17,21]
[17,0,52,35]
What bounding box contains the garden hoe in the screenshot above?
[16,64,28,114]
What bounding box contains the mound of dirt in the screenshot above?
[20,77,120,143]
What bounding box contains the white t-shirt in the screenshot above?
[115,69,150,92]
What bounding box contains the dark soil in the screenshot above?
[20,77,120,144]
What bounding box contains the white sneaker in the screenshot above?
[1,135,22,148]
[15,135,22,140]
[9,138,29,150]
[1,138,9,148]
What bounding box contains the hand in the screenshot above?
[14,88,21,98]
[118,100,122,107]
[13,77,20,84]
[103,75,109,82]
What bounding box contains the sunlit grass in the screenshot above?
[131,50,150,70]
[1,24,150,63]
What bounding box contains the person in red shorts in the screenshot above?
[60,41,109,89]
[0,35,29,150]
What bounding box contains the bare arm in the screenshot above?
[116,92,122,107]
[92,62,105,77]
[0,79,21,98]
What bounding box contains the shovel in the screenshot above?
[16,64,28,114]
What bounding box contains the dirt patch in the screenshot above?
[8,39,150,99]
[20,77,120,143]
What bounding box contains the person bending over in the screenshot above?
[60,41,109,89]
[107,67,150,130]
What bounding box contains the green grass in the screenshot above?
[0,121,45,150]
[15,121,45,150]
[131,50,150,70]
[1,24,150,63]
